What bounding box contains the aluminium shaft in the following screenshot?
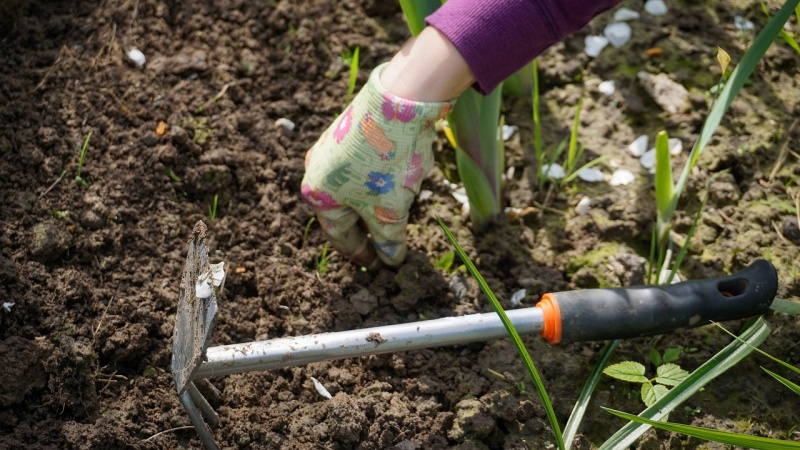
[192,307,545,379]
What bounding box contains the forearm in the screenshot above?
[426,0,622,93]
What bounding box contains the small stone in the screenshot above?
[29,221,71,262]
[781,216,800,243]
[637,71,690,115]
[172,48,208,74]
[350,288,377,315]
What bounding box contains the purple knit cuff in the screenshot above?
[426,0,621,94]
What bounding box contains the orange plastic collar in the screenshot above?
[537,293,562,344]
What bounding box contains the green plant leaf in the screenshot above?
[641,382,669,408]
[663,347,683,363]
[716,47,731,75]
[761,366,800,395]
[599,317,771,449]
[603,361,648,383]
[434,250,455,272]
[649,348,662,367]
[655,363,690,387]
[603,408,800,449]
[770,297,800,316]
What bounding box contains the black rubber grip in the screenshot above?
[552,260,777,343]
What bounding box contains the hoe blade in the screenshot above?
[171,221,218,393]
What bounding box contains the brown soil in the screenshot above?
[1,1,798,449]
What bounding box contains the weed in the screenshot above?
[316,243,331,276]
[342,47,360,104]
[184,117,212,145]
[604,358,690,409]
[433,250,455,273]
[302,216,316,246]
[167,168,182,182]
[75,132,92,188]
[207,194,219,221]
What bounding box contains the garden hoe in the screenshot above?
[172,221,778,450]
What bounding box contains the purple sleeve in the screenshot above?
[426,0,621,94]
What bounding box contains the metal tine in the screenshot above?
[188,381,220,427]
[178,389,219,450]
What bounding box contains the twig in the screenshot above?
[199,81,241,111]
[38,169,68,200]
[91,22,117,69]
[772,221,790,245]
[93,296,115,341]
[141,426,196,442]
[769,118,799,181]
[532,201,567,216]
[34,46,74,92]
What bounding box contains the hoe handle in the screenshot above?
[537,260,778,344]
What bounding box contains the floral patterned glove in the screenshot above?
[301,64,453,267]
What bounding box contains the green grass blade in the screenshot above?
[762,366,800,395]
[654,130,674,243]
[398,0,439,36]
[603,408,800,449]
[563,339,621,448]
[600,317,771,449]
[561,155,610,184]
[566,98,583,174]
[345,47,359,104]
[436,216,565,450]
[532,58,543,180]
[670,0,800,222]
[762,2,800,54]
[712,321,800,377]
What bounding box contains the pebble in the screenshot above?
[637,71,690,114]
[127,48,146,67]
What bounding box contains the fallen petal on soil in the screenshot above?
[610,169,635,186]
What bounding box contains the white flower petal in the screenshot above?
[644,0,668,16]
[640,149,656,169]
[598,80,616,96]
[195,279,213,299]
[604,22,632,48]
[575,196,591,215]
[310,377,332,399]
[209,262,226,287]
[668,138,683,155]
[451,186,469,206]
[734,16,755,31]
[541,163,565,179]
[510,289,526,307]
[501,125,518,141]
[609,169,635,186]
[577,167,605,182]
[628,135,649,157]
[275,117,295,131]
[584,35,609,58]
[2,302,14,313]
[127,49,146,67]
[614,7,641,21]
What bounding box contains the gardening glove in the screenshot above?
[301,63,454,267]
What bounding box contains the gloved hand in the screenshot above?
[301,64,453,267]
